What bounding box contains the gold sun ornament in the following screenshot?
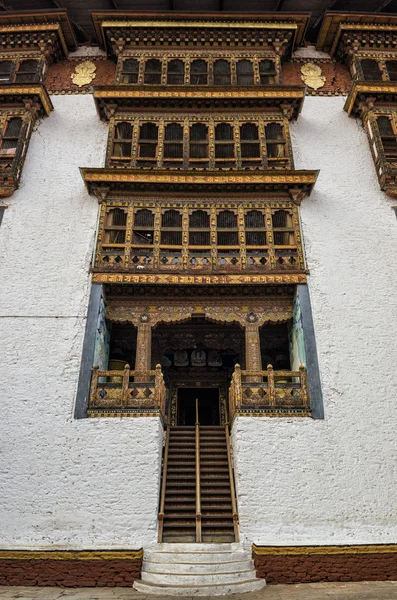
[71,60,97,87]
[300,62,326,91]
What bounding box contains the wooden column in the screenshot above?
[245,322,262,381]
[135,321,152,382]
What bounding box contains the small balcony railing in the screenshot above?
[88,364,166,418]
[228,364,310,419]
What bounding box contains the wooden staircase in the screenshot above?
[159,422,238,543]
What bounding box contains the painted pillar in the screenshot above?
[245,323,262,382]
[135,321,152,381]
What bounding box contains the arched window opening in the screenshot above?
[105,208,127,244]
[189,210,210,246]
[245,210,266,246]
[190,59,208,85]
[0,61,13,83]
[236,60,254,85]
[144,59,162,84]
[386,60,397,82]
[161,209,182,245]
[215,123,234,160]
[265,122,285,162]
[377,116,397,162]
[133,209,154,245]
[218,210,237,228]
[240,123,260,160]
[121,58,139,83]
[361,59,382,81]
[272,209,294,245]
[112,122,133,158]
[164,123,184,160]
[189,123,208,160]
[138,122,158,160]
[15,59,39,83]
[259,60,276,84]
[167,59,184,84]
[214,60,231,85]
[0,117,22,156]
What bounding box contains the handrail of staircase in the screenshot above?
[195,398,202,543]
[158,423,170,543]
[225,421,240,543]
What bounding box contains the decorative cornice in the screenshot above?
[0,549,143,561]
[344,80,397,117]
[0,84,53,117]
[253,543,397,556]
[92,273,307,286]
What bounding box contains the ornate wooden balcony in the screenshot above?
[88,364,166,418]
[228,364,310,420]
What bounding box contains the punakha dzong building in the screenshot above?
[1,3,397,594]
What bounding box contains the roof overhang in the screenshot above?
[93,85,306,121]
[344,80,397,117]
[80,168,319,200]
[91,11,310,58]
[317,11,397,57]
[0,84,53,117]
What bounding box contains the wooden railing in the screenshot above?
[195,398,202,543]
[157,423,170,543]
[89,363,166,418]
[229,363,310,420]
[225,422,239,542]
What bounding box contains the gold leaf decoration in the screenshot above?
[71,60,97,87]
[300,62,326,91]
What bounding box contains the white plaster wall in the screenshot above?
[233,96,397,546]
[0,96,163,549]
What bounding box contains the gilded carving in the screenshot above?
[71,60,97,87]
[300,62,326,90]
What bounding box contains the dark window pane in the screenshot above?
[217,231,238,245]
[190,59,208,85]
[214,60,231,85]
[237,60,254,85]
[189,231,210,245]
[140,122,158,140]
[144,59,162,84]
[0,60,13,83]
[190,210,210,228]
[386,60,397,82]
[218,210,237,228]
[246,231,266,245]
[245,210,264,228]
[167,59,184,84]
[162,209,182,228]
[135,209,154,227]
[361,59,382,81]
[215,123,233,141]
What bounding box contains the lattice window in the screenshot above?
[217,210,238,245]
[386,60,397,82]
[144,59,162,84]
[360,59,382,81]
[240,123,261,162]
[121,58,139,83]
[377,116,397,162]
[161,209,182,245]
[190,59,208,85]
[189,123,209,160]
[259,60,276,84]
[104,208,127,244]
[236,60,254,85]
[167,59,184,84]
[133,209,154,244]
[0,117,22,165]
[15,59,39,83]
[138,122,158,161]
[164,123,184,160]
[272,209,294,245]
[189,210,210,246]
[265,123,286,165]
[112,122,133,160]
[215,123,234,161]
[245,210,266,246]
[214,60,231,85]
[0,61,13,83]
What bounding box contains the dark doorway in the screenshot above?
[178,388,220,426]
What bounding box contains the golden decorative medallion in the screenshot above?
[300,62,326,90]
[71,60,97,87]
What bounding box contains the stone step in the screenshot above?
[143,559,254,574]
[133,577,266,596]
[143,551,251,563]
[141,569,256,586]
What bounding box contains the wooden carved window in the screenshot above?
[144,59,162,84]
[121,58,139,83]
[104,208,127,244]
[167,59,184,84]
[386,60,397,82]
[15,59,39,83]
[272,209,294,245]
[190,59,208,85]
[377,116,397,162]
[133,209,154,245]
[189,123,208,161]
[0,61,13,83]
[112,122,133,160]
[189,210,210,246]
[215,123,234,161]
[164,123,183,160]
[0,117,22,165]
[360,59,382,81]
[236,60,254,85]
[240,123,261,163]
[161,209,182,245]
[214,60,231,85]
[259,60,276,84]
[245,210,266,246]
[138,122,158,161]
[265,123,286,165]
[217,210,238,246]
